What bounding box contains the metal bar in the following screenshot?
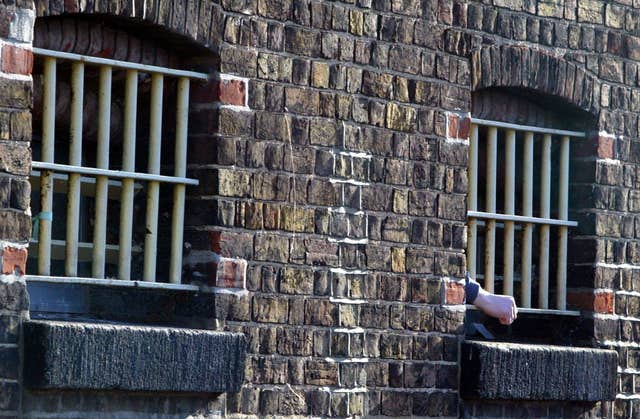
[467,124,479,278]
[467,212,578,227]
[143,74,163,282]
[32,162,198,185]
[484,126,497,293]
[471,118,586,138]
[38,57,56,276]
[65,61,84,277]
[465,304,581,317]
[33,48,209,80]
[557,136,570,310]
[521,132,534,308]
[539,134,552,309]
[92,65,112,279]
[169,77,189,284]
[119,70,138,281]
[503,129,516,296]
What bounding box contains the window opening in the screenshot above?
[29,48,207,284]
[467,118,584,311]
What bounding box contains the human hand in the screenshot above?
[473,290,518,325]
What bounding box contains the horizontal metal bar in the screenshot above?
[466,305,581,317]
[467,211,578,227]
[471,118,586,138]
[32,161,199,186]
[31,170,143,199]
[30,238,141,264]
[33,48,209,80]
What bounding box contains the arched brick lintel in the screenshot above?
[34,0,220,50]
[472,45,601,117]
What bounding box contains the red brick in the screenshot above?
[596,135,615,159]
[444,281,465,305]
[594,291,614,314]
[209,231,222,253]
[567,290,614,314]
[1,246,27,275]
[576,134,616,159]
[447,113,458,139]
[219,79,246,106]
[458,116,471,139]
[216,258,247,288]
[1,46,33,76]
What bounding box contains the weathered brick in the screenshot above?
[305,360,338,385]
[253,295,289,323]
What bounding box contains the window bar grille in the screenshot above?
[467,124,479,279]
[503,129,516,296]
[557,136,570,310]
[484,126,498,293]
[539,134,552,309]
[143,74,164,282]
[92,66,112,279]
[521,131,534,308]
[169,77,190,284]
[119,69,138,281]
[32,48,206,285]
[469,119,583,311]
[65,62,84,277]
[38,57,56,276]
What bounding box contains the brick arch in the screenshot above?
[34,0,220,50]
[471,45,601,116]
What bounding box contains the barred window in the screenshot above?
[28,45,206,285]
[467,90,592,312]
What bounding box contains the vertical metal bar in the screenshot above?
[38,57,56,276]
[556,136,570,310]
[539,133,552,309]
[169,77,190,284]
[503,129,516,296]
[521,131,534,308]
[92,66,112,279]
[484,126,498,293]
[143,73,163,282]
[65,62,84,277]
[467,124,479,279]
[119,70,138,281]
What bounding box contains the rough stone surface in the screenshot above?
[24,320,246,393]
[461,341,617,401]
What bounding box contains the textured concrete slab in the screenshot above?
[24,320,246,393]
[461,341,617,401]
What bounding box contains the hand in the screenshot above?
[473,290,518,325]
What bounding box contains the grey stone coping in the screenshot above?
[24,320,246,393]
[461,341,617,401]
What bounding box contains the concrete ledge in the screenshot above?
[461,341,617,401]
[24,320,246,393]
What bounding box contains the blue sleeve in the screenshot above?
[465,272,480,304]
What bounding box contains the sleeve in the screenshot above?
[464,271,480,304]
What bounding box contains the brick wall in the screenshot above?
[0,0,33,417]
[2,0,639,417]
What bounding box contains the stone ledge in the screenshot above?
[461,341,617,401]
[24,320,246,393]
